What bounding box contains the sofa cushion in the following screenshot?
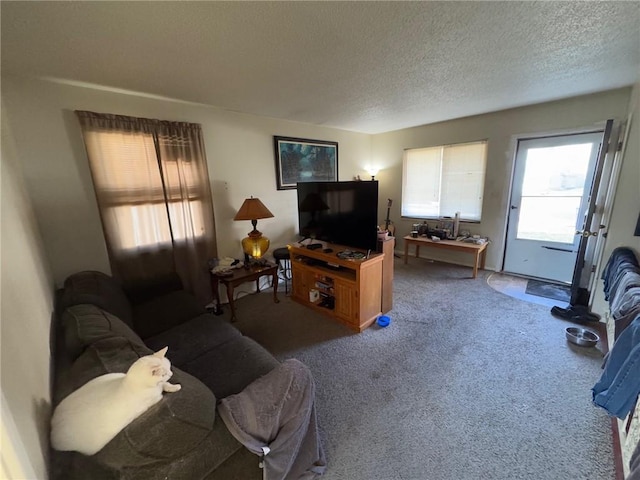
[132,290,207,339]
[57,336,153,402]
[59,337,216,468]
[59,271,134,328]
[179,336,280,399]
[144,314,242,367]
[61,304,146,361]
[124,272,185,305]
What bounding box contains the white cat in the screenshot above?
[51,346,181,455]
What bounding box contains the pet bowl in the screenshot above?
[377,315,391,328]
[565,327,599,347]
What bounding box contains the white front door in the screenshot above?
[503,132,603,283]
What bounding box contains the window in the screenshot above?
[401,140,487,221]
[84,130,206,250]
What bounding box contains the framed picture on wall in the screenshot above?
[273,136,338,190]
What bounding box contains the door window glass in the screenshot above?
[517,143,593,243]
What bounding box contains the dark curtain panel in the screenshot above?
[76,111,217,304]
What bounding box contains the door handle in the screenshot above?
[510,205,518,210]
[576,224,606,237]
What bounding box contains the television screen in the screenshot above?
[296,181,379,252]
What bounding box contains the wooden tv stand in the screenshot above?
[289,243,384,332]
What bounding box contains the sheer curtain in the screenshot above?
[76,111,217,304]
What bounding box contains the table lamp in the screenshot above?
[233,197,274,261]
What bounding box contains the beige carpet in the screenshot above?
[224,258,615,480]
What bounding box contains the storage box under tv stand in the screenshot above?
[289,243,384,332]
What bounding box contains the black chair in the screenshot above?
[272,247,291,294]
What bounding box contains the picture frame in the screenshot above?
[273,136,338,190]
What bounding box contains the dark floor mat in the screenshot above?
[525,279,571,302]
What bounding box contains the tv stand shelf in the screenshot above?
[289,243,384,332]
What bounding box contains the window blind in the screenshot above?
[401,141,487,221]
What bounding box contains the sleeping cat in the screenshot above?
[50,346,181,455]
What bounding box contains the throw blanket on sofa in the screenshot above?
[218,359,326,480]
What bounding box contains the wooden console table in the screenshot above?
[403,235,488,279]
[210,263,279,322]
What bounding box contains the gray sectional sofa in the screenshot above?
[51,270,280,480]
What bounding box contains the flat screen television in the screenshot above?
[296,181,379,252]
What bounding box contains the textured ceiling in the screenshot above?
[2,1,639,134]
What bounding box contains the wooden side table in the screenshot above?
[403,235,488,278]
[210,263,279,322]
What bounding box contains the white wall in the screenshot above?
[1,77,634,291]
[1,100,54,479]
[1,76,372,287]
[372,88,633,271]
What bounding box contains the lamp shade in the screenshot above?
[233,197,274,221]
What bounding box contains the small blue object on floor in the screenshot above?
[377,315,391,327]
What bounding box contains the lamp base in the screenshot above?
[241,230,270,260]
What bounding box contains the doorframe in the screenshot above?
[500,121,620,283]
[569,120,614,305]
[586,120,628,308]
